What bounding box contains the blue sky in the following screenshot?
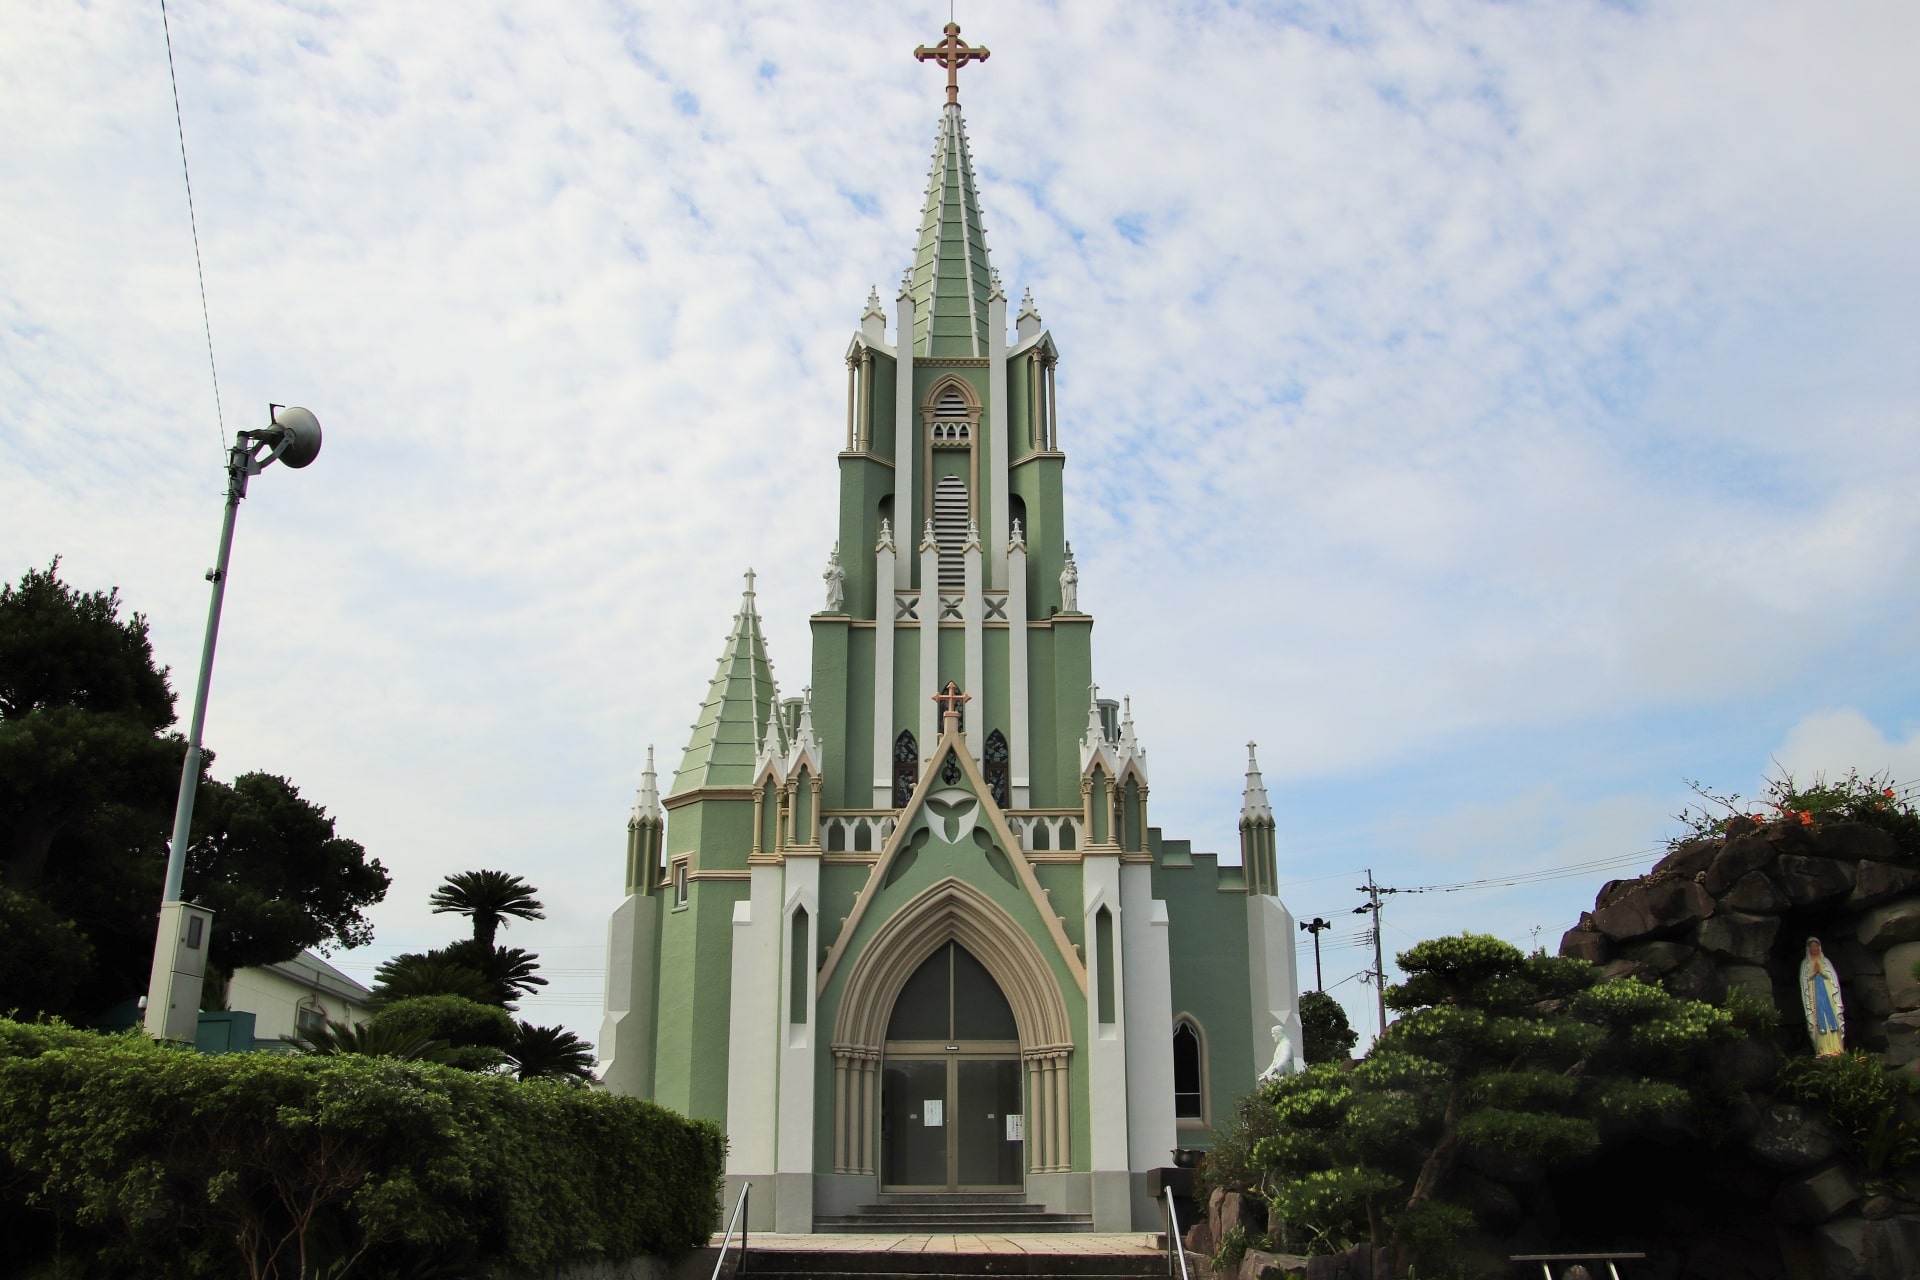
[4,0,1919,1049]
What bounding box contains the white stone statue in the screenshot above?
[1800,937,1846,1057]
[822,542,845,612]
[1059,542,1079,612]
[1258,1024,1301,1083]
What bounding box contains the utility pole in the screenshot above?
[1299,917,1331,992]
[1353,870,1389,1036]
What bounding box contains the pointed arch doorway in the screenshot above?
[880,941,1024,1191]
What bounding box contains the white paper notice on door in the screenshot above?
[1006,1113,1024,1142]
[924,1099,944,1127]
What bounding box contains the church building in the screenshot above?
[600,25,1302,1233]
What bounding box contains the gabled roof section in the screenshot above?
[909,106,995,357]
[670,570,780,795]
[816,710,1088,997]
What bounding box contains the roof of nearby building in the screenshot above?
[257,950,374,1006]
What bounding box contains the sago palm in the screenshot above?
[428,869,545,951]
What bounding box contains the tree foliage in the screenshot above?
[185,772,390,975]
[428,869,544,951]
[368,995,517,1073]
[1301,989,1358,1065]
[0,562,389,1016]
[1252,933,1737,1270]
[509,1022,597,1082]
[0,1019,723,1279]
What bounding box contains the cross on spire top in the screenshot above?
[915,22,989,107]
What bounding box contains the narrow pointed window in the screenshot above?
[893,730,919,808]
[1173,1019,1205,1120]
[984,729,1010,808]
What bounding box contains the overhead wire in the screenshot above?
[159,0,227,460]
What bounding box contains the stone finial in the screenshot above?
[899,269,914,300]
[1008,516,1026,552]
[632,745,662,823]
[1079,682,1109,770]
[989,268,1005,302]
[1017,287,1043,341]
[1241,741,1274,822]
[964,517,982,552]
[877,516,896,553]
[861,286,886,341]
[789,684,825,773]
[758,697,784,769]
[921,518,940,552]
[1118,695,1145,768]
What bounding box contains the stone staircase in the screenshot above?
[714,1248,1170,1280]
[814,1192,1096,1234]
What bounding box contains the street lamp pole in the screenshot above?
[143,406,322,1042]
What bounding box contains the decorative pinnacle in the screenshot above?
[1008,516,1026,551]
[921,517,940,552]
[964,517,982,551]
[877,516,896,553]
[863,286,884,319]
[914,22,990,107]
[1242,741,1273,821]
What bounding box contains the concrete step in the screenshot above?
[719,1254,1169,1277]
[814,1217,1097,1234]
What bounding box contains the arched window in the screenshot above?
[983,730,1010,808]
[892,731,919,808]
[1173,1019,1206,1121]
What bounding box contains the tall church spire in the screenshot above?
[909,25,995,358]
[671,570,780,793]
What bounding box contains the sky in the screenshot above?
[4,0,1919,1052]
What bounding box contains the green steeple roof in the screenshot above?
[909,105,995,357]
[670,570,780,794]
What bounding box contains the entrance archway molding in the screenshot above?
[830,877,1074,1175]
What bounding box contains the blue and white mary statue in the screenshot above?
[1800,937,1845,1057]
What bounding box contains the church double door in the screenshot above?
[878,941,1026,1192]
[881,1053,1023,1190]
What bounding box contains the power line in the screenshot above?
[159,0,226,460]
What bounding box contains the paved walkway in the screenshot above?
[708,1233,1166,1255]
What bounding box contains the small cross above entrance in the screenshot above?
[915,23,990,108]
[933,680,971,720]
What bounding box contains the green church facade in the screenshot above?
[601,57,1300,1233]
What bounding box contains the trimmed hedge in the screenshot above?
[0,1019,723,1278]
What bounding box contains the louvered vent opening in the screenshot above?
[935,387,969,417]
[934,475,969,591]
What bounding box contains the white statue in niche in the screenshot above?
[822,542,845,612]
[1800,937,1846,1057]
[1059,542,1079,612]
[1258,1023,1302,1083]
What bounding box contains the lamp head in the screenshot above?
[263,405,323,469]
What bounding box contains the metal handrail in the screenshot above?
[1163,1185,1191,1280]
[710,1182,750,1280]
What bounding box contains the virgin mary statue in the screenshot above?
[1800,937,1845,1057]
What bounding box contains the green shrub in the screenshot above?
[369,993,516,1072]
[1778,1050,1920,1175]
[0,1019,723,1279]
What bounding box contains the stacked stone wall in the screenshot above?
[1558,818,1920,1278]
